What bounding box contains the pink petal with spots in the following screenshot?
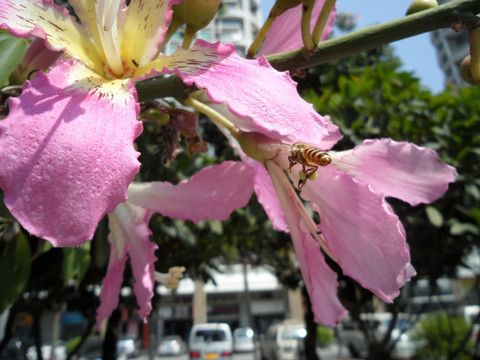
[333,139,457,206]
[258,0,337,56]
[127,161,254,222]
[97,203,157,326]
[266,162,348,325]
[0,59,142,246]
[0,0,102,72]
[122,0,182,65]
[301,167,414,303]
[142,40,341,148]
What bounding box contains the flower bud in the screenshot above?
[182,0,221,32]
[460,55,480,85]
[406,0,438,15]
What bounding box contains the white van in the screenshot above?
[188,323,233,359]
[260,320,306,360]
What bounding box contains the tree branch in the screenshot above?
[135,0,480,101]
[266,0,480,72]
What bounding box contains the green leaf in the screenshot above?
[466,184,480,201]
[450,222,480,236]
[0,31,28,86]
[0,233,31,313]
[471,207,480,227]
[65,336,82,355]
[175,220,196,245]
[62,244,91,284]
[425,206,444,227]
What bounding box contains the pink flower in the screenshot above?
[187,99,456,325]
[96,161,254,326]
[266,138,456,325]
[0,0,307,246]
[152,0,455,325]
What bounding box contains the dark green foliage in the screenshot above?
[0,233,31,313]
[0,30,28,86]
[413,312,473,359]
[316,326,334,348]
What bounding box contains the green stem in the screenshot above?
[181,96,241,138]
[311,0,336,45]
[135,76,195,102]
[301,0,315,51]
[182,26,196,49]
[247,15,276,58]
[158,18,183,53]
[136,0,480,101]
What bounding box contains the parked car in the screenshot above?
[337,313,420,359]
[188,323,233,359]
[233,327,255,353]
[390,332,418,360]
[158,335,188,356]
[26,342,67,360]
[116,338,138,358]
[0,338,29,360]
[260,320,306,360]
[77,335,103,360]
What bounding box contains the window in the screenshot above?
[193,330,227,343]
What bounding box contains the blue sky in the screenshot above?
[260,0,445,93]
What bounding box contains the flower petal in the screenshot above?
[0,59,142,246]
[127,161,254,222]
[108,202,157,323]
[122,0,180,65]
[266,161,348,325]
[139,40,341,148]
[96,214,128,327]
[0,0,103,73]
[258,0,337,56]
[301,167,414,303]
[251,160,289,232]
[68,0,105,60]
[211,124,289,231]
[10,38,62,84]
[333,139,457,206]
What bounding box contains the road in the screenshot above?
[134,350,261,360]
[134,343,352,360]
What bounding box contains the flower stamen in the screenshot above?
[95,0,124,76]
[155,266,186,289]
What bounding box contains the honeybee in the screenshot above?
[288,143,332,189]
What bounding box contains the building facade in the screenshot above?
[165,0,263,57]
[430,0,470,87]
[155,264,304,340]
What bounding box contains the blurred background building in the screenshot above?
[164,0,263,56]
[431,0,470,87]
[156,264,303,340]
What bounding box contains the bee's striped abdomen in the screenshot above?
[303,147,332,167]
